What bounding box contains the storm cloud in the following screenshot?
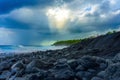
[0,0,120,45]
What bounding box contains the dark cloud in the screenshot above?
[0,0,120,45]
[0,0,53,14]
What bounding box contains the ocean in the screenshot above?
[0,45,67,57]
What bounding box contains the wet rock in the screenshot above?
[11,61,24,70]
[54,69,75,80]
[37,70,47,79]
[14,77,26,80]
[91,77,103,80]
[99,63,108,70]
[15,69,25,77]
[76,71,94,80]
[57,58,67,64]
[67,59,78,70]
[113,53,120,62]
[0,61,11,71]
[44,77,55,80]
[22,58,32,64]
[76,71,84,80]
[11,61,24,74]
[0,71,11,80]
[76,65,86,71]
[78,56,99,69]
[87,69,96,73]
[26,59,52,71]
[104,63,120,80]
[28,75,40,80]
[8,76,16,80]
[54,63,70,70]
[84,71,94,78]
[25,67,40,74]
[97,71,105,78]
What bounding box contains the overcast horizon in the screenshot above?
[0,0,120,45]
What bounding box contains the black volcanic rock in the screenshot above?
[65,32,120,57]
[1,31,120,80]
[104,63,120,80]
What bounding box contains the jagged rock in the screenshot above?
[78,56,99,69]
[57,58,67,64]
[14,77,26,80]
[28,75,40,80]
[53,63,70,70]
[26,59,52,71]
[87,69,96,73]
[37,70,47,79]
[76,65,86,71]
[15,69,25,77]
[76,71,84,80]
[113,53,120,62]
[9,76,16,80]
[76,71,94,80]
[25,67,40,74]
[91,77,103,80]
[67,59,78,70]
[0,61,12,71]
[97,71,105,78]
[11,61,24,70]
[0,70,11,80]
[11,61,24,74]
[99,63,108,70]
[44,77,55,80]
[53,69,75,80]
[104,63,120,80]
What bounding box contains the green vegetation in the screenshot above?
[53,30,118,46]
[53,38,90,46]
[106,30,116,35]
[53,39,81,46]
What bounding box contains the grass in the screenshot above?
[52,38,91,46]
[52,30,117,46]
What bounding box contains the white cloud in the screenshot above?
[7,7,49,30]
[9,8,34,23]
[0,28,17,45]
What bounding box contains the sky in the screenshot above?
[0,0,120,45]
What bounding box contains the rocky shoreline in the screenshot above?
[1,32,120,80]
[0,49,120,80]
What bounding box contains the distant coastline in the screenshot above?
[52,30,117,46]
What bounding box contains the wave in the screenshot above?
[0,45,67,54]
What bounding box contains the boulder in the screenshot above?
[113,53,120,62]
[76,71,94,80]
[25,67,40,74]
[53,63,71,70]
[11,61,24,73]
[44,77,55,80]
[28,75,40,80]
[54,69,75,80]
[37,70,47,79]
[76,71,84,80]
[0,61,12,71]
[54,58,67,65]
[76,65,86,71]
[91,77,103,80]
[11,61,24,70]
[78,56,99,69]
[0,71,11,80]
[14,77,26,80]
[104,63,120,80]
[67,59,78,70]
[97,71,105,78]
[26,59,52,70]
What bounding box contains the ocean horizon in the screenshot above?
[0,45,67,57]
